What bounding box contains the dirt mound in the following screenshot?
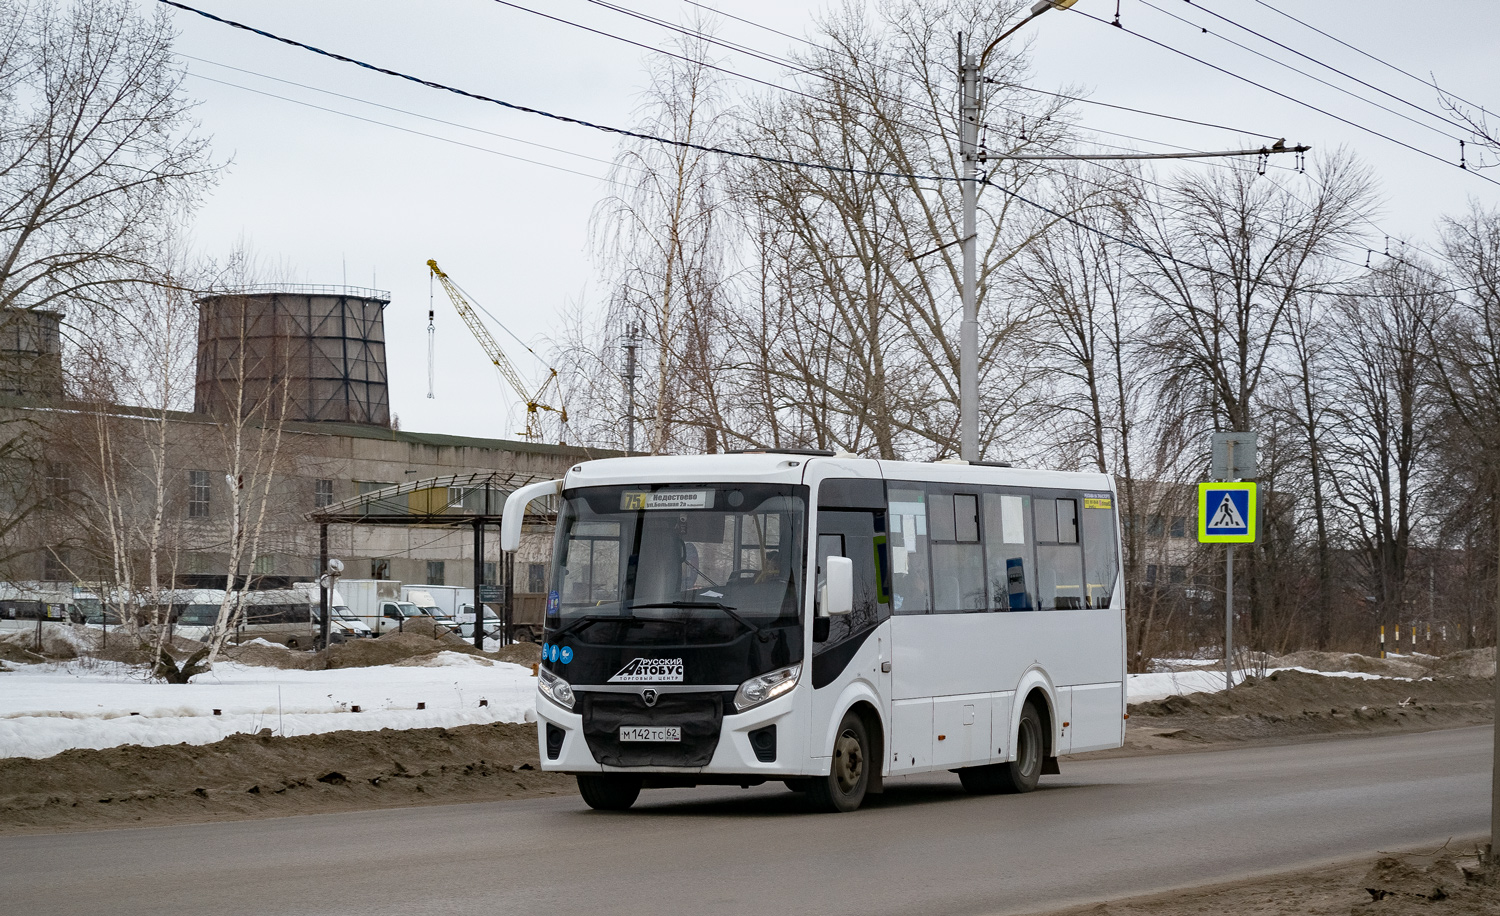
[1120,669,1494,749]
[321,626,482,669]
[222,640,319,670]
[1421,647,1496,679]
[0,721,569,834]
[1037,847,1497,916]
[490,641,542,666]
[1357,851,1500,915]
[0,624,99,660]
[1273,650,1427,679]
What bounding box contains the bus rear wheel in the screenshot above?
[960,700,1045,795]
[576,774,642,811]
[807,711,870,812]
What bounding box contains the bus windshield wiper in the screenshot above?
[627,601,762,636]
[548,614,631,640]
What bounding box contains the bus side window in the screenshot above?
[887,487,931,614]
[984,491,1035,611]
[1082,495,1119,608]
[928,490,985,612]
[1036,496,1085,610]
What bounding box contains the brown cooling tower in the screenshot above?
[194,286,390,426]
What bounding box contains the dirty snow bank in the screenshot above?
[0,653,536,760]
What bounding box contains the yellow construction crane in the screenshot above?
[427,259,567,442]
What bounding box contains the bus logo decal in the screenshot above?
[609,658,685,683]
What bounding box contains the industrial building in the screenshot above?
[0,286,595,602]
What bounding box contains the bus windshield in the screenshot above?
[550,483,806,646]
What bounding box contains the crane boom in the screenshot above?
[426,259,566,441]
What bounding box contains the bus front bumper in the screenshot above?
[535,689,804,777]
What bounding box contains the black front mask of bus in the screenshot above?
[541,483,807,687]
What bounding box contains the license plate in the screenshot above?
[620,726,680,742]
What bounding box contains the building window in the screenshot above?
[1169,565,1187,584]
[483,561,497,587]
[314,479,334,508]
[1169,516,1188,538]
[253,554,275,575]
[358,481,394,497]
[188,470,210,518]
[1145,564,1158,585]
[1146,514,1165,538]
[43,548,66,581]
[426,560,445,586]
[371,559,390,579]
[45,462,69,509]
[527,563,547,593]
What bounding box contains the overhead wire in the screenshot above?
[185,71,612,182]
[181,53,636,174]
[155,0,955,186]
[487,0,827,106]
[980,172,1481,300]
[1061,5,1500,188]
[161,1,1465,299]
[1249,0,1494,119]
[1135,0,1468,143]
[1182,0,1473,135]
[679,0,1286,140]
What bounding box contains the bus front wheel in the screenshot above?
[808,712,870,813]
[576,774,642,811]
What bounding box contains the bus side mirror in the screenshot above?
[825,557,854,616]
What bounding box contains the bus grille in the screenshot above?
[579,692,723,767]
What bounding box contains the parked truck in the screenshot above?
[339,579,424,636]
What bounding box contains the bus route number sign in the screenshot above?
[1197,482,1257,544]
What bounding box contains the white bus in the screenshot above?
[502,451,1125,812]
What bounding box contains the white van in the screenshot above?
[456,603,502,640]
[0,582,78,635]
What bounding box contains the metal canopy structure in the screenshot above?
[306,472,559,649]
[306,471,554,528]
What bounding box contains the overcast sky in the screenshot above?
[154,0,1500,441]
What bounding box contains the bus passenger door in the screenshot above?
[809,509,892,761]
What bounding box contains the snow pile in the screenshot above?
[1127,664,1396,704]
[0,653,538,760]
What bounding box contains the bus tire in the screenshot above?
[807,711,870,812]
[576,774,641,811]
[996,700,1045,794]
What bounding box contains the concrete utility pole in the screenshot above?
[957,0,1076,461]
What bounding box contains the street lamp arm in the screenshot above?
[979,0,1078,68]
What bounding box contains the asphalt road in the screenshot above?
[3,726,1490,916]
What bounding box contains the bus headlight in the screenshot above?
[734,663,801,712]
[538,666,575,710]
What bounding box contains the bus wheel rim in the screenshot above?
[1019,718,1039,775]
[833,729,863,794]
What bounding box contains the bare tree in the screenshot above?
[1323,259,1447,641]
[733,0,1072,459]
[1126,155,1374,644]
[591,21,733,456]
[0,0,218,316]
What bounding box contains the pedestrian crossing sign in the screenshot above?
[1197,482,1257,543]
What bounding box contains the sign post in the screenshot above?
[1200,427,1258,691]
